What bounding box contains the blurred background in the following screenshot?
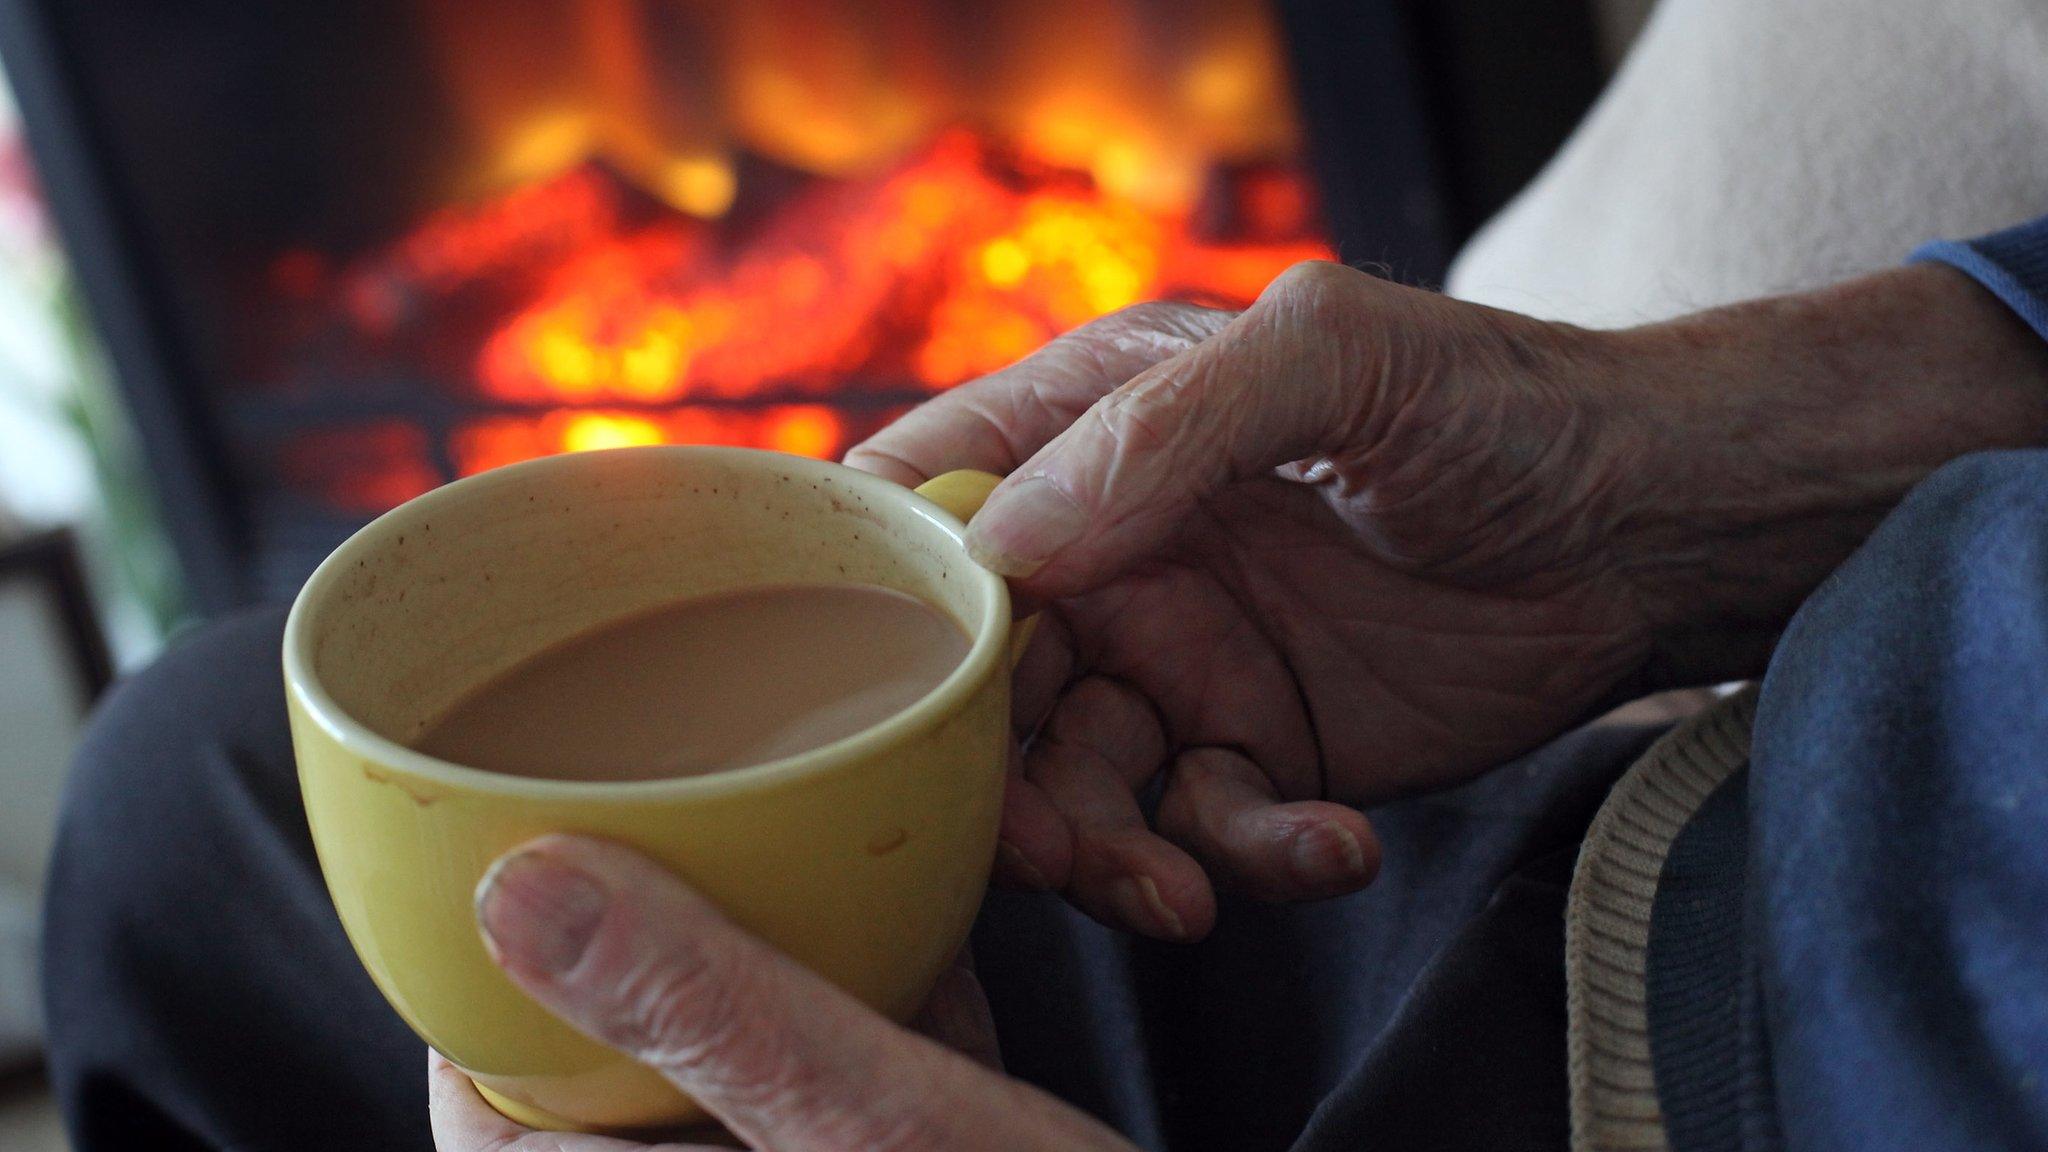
[0,1,1651,1145]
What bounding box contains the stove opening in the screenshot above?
[250,1,1331,516]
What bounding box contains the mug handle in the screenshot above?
[913,470,1039,664]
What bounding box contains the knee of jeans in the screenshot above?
[51,608,293,898]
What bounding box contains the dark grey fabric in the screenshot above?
[41,609,425,1150]
[1648,772,1752,1152]
[41,607,1664,1152]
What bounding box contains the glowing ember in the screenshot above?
[258,0,1334,516]
[467,132,1327,414]
[297,142,1328,501]
[451,405,858,477]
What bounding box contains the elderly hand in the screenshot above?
[847,260,2048,939]
[432,834,1136,1152]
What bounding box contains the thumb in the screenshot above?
[473,835,1127,1151]
[964,261,1400,596]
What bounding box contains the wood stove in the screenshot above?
[0,0,1603,612]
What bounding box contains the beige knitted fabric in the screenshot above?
[1565,684,1759,1152]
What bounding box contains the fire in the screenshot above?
[763,407,844,458]
[451,405,855,477]
[469,132,1327,420]
[284,1,1333,505]
[560,412,665,452]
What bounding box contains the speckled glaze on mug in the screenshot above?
[284,448,1013,1132]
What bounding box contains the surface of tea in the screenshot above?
[416,583,970,781]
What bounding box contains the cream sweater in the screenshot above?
[1446,0,2048,326]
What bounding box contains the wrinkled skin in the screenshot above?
[435,836,1138,1152]
[845,260,2048,938]
[434,261,2048,1150]
[848,265,1657,937]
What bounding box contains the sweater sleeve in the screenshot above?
[1911,216,2048,344]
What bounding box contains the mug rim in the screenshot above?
[282,445,1011,802]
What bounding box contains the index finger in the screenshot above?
[845,301,1233,485]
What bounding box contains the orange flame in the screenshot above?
[291,1,1332,510]
[451,405,853,476]
[473,133,1330,408]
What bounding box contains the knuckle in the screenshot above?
[1046,677,1167,768]
[603,947,836,1119]
[1119,299,1183,322]
[595,936,736,1065]
[1019,366,1075,430]
[1266,258,1361,303]
[1260,260,1380,335]
[687,1026,821,1118]
[1085,391,1169,458]
[1093,299,1230,355]
[1090,365,1207,457]
[1111,299,1198,335]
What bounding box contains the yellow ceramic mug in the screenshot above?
[283,446,1016,1133]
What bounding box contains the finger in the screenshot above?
[995,742,1071,891]
[1057,568,1324,804]
[474,836,1131,1152]
[845,301,1235,484]
[1027,678,1217,940]
[1011,611,1075,740]
[1040,676,1168,792]
[909,960,1003,1072]
[428,1048,530,1151]
[994,613,1077,891]
[1155,747,1381,901]
[964,261,1410,595]
[427,1048,718,1152]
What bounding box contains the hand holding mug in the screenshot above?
[848,259,2048,939]
[430,834,1135,1152]
[848,265,1642,939]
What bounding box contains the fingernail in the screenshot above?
[966,476,1088,578]
[474,850,608,975]
[1289,822,1368,887]
[1113,875,1186,940]
[995,840,1052,890]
